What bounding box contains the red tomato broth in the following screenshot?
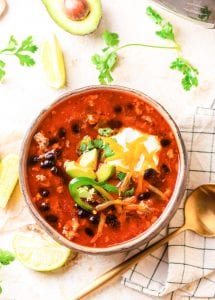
[26,89,179,248]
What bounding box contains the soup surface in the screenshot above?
[27,89,179,248]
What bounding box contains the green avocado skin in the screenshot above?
[42,0,102,35]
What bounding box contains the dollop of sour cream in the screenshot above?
[104,128,161,173]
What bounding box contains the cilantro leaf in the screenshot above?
[99,183,118,193]
[0,286,2,294]
[102,31,120,47]
[0,60,6,81]
[146,6,176,42]
[0,249,15,265]
[146,6,163,25]
[199,5,212,21]
[103,144,115,157]
[117,172,126,181]
[170,57,199,91]
[17,36,38,53]
[93,139,104,149]
[123,187,134,196]
[0,35,18,53]
[156,22,175,41]
[98,127,113,137]
[92,51,117,84]
[15,53,36,66]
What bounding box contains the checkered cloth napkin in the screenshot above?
[122,104,215,299]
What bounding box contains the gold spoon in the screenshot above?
[73,184,215,299]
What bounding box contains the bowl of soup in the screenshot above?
[20,85,187,254]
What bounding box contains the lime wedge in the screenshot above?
[41,35,66,89]
[0,154,19,208]
[13,225,73,271]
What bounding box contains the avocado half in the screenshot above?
[42,0,102,35]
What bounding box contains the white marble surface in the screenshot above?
[0,0,215,299]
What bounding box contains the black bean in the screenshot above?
[160,138,171,147]
[85,227,94,237]
[108,119,122,129]
[126,103,134,110]
[55,149,62,157]
[106,214,120,228]
[39,189,50,197]
[38,202,50,212]
[50,166,60,176]
[138,192,151,201]
[40,160,55,169]
[45,214,58,223]
[71,123,80,133]
[144,168,157,180]
[44,151,55,161]
[161,164,170,174]
[77,208,89,218]
[28,155,40,165]
[89,215,100,225]
[49,137,59,146]
[58,127,66,138]
[114,105,122,114]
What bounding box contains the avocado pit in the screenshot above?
[64,0,90,21]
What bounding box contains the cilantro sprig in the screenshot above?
[0,248,15,294]
[92,30,179,85]
[92,7,199,91]
[0,35,38,81]
[146,7,199,91]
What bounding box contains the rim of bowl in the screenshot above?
[20,85,188,255]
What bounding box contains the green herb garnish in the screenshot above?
[123,187,135,196]
[0,35,38,81]
[146,6,199,91]
[146,6,176,42]
[103,144,115,158]
[0,248,15,294]
[0,249,15,265]
[199,5,212,21]
[170,57,199,91]
[92,30,178,85]
[92,7,199,91]
[117,172,126,181]
[98,127,113,137]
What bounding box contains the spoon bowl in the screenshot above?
[185,184,215,237]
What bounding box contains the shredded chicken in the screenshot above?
[90,213,106,243]
[34,132,49,151]
[35,175,47,182]
[62,217,79,240]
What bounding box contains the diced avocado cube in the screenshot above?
[96,164,115,182]
[64,161,96,179]
[79,149,98,170]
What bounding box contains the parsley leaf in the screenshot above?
[98,127,113,137]
[0,249,15,265]
[99,183,118,193]
[0,60,6,81]
[102,31,120,47]
[117,172,126,181]
[199,5,212,21]
[170,57,199,91]
[103,144,115,158]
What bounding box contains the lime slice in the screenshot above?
[13,225,73,271]
[0,153,19,208]
[41,35,66,89]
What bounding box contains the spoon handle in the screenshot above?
[73,226,186,299]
